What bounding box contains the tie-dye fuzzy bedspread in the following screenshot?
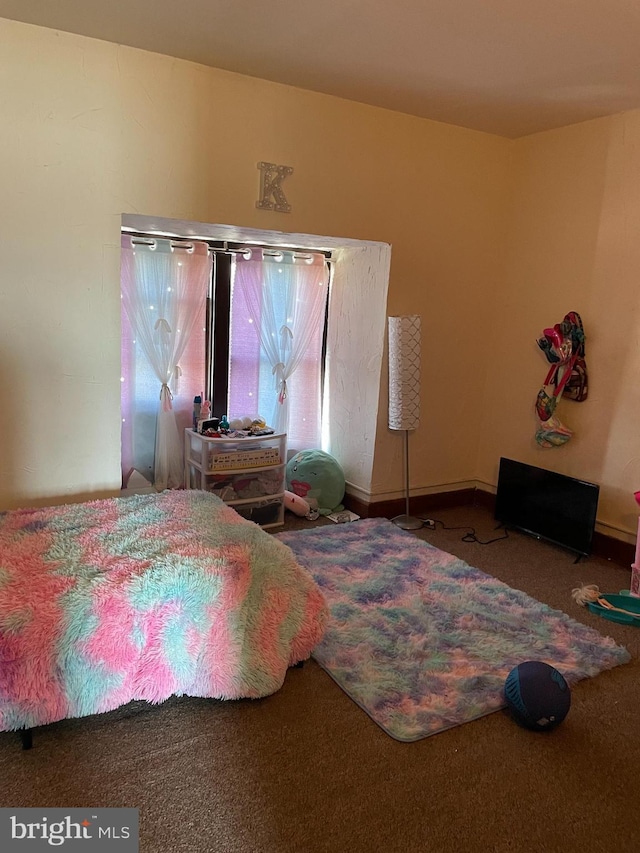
[0,490,327,732]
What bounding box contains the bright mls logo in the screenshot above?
[1,809,138,852]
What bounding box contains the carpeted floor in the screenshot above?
[1,505,638,853]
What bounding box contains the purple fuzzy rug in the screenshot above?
[276,518,631,741]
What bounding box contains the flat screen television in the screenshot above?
[495,457,600,557]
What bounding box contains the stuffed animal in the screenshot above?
[286,450,345,516]
[284,490,311,517]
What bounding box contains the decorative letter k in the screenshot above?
[256,162,294,213]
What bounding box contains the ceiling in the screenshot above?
[2,0,640,138]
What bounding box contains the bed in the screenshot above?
[0,490,327,745]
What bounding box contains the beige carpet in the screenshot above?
[1,506,638,853]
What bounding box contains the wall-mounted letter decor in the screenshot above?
[256,162,293,213]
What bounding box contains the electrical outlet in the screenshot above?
[424,519,436,530]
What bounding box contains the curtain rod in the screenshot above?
[130,238,314,261]
[123,229,332,262]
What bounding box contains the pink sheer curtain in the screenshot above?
[229,250,329,450]
[120,236,209,490]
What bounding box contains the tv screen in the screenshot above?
[495,457,599,557]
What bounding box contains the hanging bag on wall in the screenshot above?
[560,311,588,402]
[535,414,573,448]
[534,363,575,447]
[535,357,576,422]
[534,313,585,448]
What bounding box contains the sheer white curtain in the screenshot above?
[120,236,210,490]
[232,250,329,441]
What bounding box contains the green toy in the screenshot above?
[286,450,345,516]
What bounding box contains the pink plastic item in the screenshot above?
[284,490,311,517]
[631,512,640,597]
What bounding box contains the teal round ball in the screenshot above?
[504,661,571,731]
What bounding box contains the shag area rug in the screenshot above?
[276,518,631,741]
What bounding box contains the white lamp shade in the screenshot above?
[388,315,421,431]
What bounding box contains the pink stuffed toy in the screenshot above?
[284,490,311,517]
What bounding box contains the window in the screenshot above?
[120,236,209,489]
[208,246,330,452]
[122,233,330,489]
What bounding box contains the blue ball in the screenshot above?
[504,661,571,731]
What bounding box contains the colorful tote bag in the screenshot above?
[534,312,587,448]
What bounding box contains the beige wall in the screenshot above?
[4,18,639,545]
[476,111,640,543]
[4,18,640,545]
[0,18,511,512]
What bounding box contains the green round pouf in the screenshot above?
[286,450,345,516]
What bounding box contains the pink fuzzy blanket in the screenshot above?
[0,491,327,732]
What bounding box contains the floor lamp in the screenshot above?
[388,315,423,530]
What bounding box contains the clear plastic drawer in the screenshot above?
[188,464,284,502]
[187,430,283,472]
